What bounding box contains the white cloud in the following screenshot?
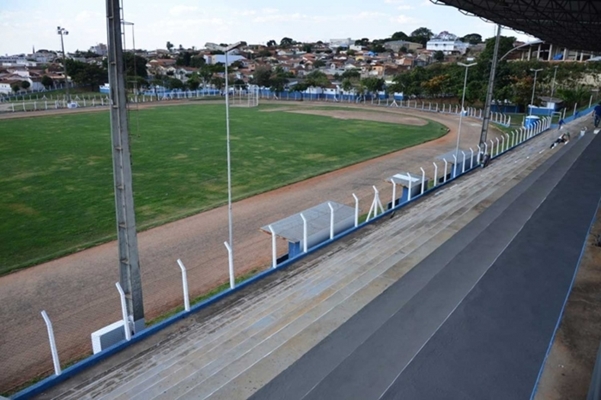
[169,5,199,17]
[390,15,422,24]
[397,5,414,10]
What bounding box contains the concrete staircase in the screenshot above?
[41,125,583,400]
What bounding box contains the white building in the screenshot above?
[329,38,353,49]
[426,31,469,55]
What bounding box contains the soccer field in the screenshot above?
[0,103,447,273]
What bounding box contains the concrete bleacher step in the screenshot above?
[51,127,579,400]
[77,180,508,400]
[74,162,520,396]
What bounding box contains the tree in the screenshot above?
[461,33,482,45]
[257,49,272,58]
[341,69,360,80]
[399,46,408,53]
[211,76,224,90]
[361,77,384,93]
[391,31,410,41]
[354,38,370,46]
[41,75,53,89]
[11,83,21,93]
[166,41,174,52]
[251,66,272,87]
[434,51,445,62]
[302,44,313,53]
[347,49,356,56]
[124,53,148,78]
[269,66,289,92]
[197,66,213,86]
[187,74,201,90]
[165,77,184,90]
[341,78,354,92]
[305,70,330,88]
[313,60,326,69]
[21,80,31,90]
[410,27,434,47]
[280,37,294,48]
[66,59,108,90]
[266,40,277,47]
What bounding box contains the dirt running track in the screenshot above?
[0,100,500,393]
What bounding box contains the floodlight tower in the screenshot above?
[57,26,70,103]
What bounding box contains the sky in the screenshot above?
[0,0,536,55]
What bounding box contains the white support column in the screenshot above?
[176,259,191,311]
[352,194,359,227]
[41,311,61,376]
[484,142,488,156]
[477,145,482,163]
[300,213,308,252]
[489,140,494,157]
[470,148,474,169]
[224,242,235,289]
[461,151,466,173]
[115,282,132,341]
[504,134,510,151]
[495,138,500,157]
[407,173,413,201]
[391,178,397,208]
[433,162,438,187]
[328,202,335,240]
[420,167,426,195]
[268,225,277,269]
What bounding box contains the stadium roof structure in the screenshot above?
[432,0,601,52]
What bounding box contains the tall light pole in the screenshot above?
[455,62,477,162]
[106,0,145,329]
[479,35,544,146]
[530,68,543,115]
[57,26,70,103]
[223,41,243,270]
[550,65,559,97]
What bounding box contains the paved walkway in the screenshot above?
[33,118,590,399]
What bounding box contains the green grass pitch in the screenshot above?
[0,103,447,274]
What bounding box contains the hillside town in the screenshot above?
[1,28,600,108]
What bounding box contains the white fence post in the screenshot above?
[176,259,191,311]
[452,154,458,177]
[420,167,426,194]
[477,145,482,164]
[224,242,235,289]
[433,162,438,187]
[300,213,308,252]
[115,282,132,341]
[470,148,474,169]
[484,142,488,156]
[41,311,62,376]
[391,178,397,208]
[328,202,335,240]
[495,138,500,156]
[461,151,466,173]
[407,173,413,201]
[443,159,448,182]
[268,225,277,269]
[352,194,359,227]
